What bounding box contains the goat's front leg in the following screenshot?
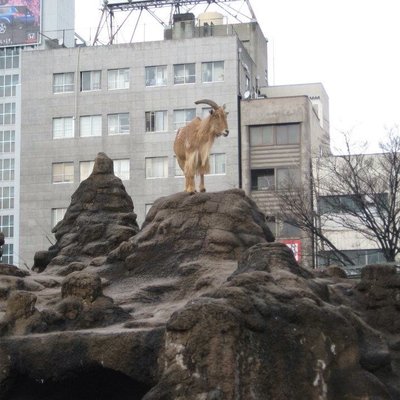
[199,174,206,192]
[199,160,209,192]
[185,174,196,194]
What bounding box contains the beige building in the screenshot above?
[241,83,330,267]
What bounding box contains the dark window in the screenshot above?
[250,123,300,146]
[251,169,274,190]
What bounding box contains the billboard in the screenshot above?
[0,0,40,47]
[280,239,302,263]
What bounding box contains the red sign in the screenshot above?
[280,239,301,262]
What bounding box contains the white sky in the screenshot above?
[75,0,400,153]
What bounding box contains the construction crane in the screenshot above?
[93,0,257,45]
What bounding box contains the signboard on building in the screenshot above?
[0,0,40,47]
[280,239,302,263]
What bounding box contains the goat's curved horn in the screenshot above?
[194,99,219,110]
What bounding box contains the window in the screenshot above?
[80,115,102,137]
[0,48,19,69]
[108,113,130,135]
[0,214,13,238]
[208,153,226,175]
[202,61,224,82]
[318,249,385,267]
[1,243,13,265]
[53,72,74,93]
[0,130,15,153]
[0,102,15,125]
[113,159,130,180]
[145,65,167,87]
[251,167,300,191]
[145,157,168,178]
[80,160,95,181]
[81,70,101,91]
[278,221,301,238]
[276,167,300,190]
[251,169,274,190]
[0,186,14,209]
[52,162,74,183]
[173,108,195,131]
[108,68,129,90]
[145,111,167,132]
[276,124,301,145]
[53,117,74,139]
[266,217,301,238]
[0,158,14,181]
[250,126,273,146]
[51,208,67,228]
[0,74,18,97]
[174,63,195,84]
[250,124,300,146]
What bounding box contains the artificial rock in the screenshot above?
[0,152,400,400]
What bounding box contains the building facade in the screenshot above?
[240,83,330,267]
[19,19,268,265]
[0,0,74,267]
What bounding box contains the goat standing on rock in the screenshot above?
[174,99,229,194]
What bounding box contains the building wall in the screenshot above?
[42,0,75,48]
[19,35,250,265]
[0,0,74,267]
[264,83,330,154]
[240,94,326,267]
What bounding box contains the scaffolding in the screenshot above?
[93,0,257,45]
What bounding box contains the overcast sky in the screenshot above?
[75,0,400,153]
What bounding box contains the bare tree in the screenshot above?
[318,128,400,262]
[277,128,400,266]
[276,163,356,266]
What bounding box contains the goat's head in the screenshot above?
[195,99,229,137]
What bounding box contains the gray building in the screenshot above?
[19,18,268,265]
[0,0,74,267]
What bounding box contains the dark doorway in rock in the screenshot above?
[5,366,151,400]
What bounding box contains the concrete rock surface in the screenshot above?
[0,152,400,399]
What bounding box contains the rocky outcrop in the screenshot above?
[107,189,274,277]
[33,152,139,274]
[1,152,400,399]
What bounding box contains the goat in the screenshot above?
[174,99,229,193]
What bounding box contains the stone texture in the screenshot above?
[0,155,400,399]
[32,152,139,275]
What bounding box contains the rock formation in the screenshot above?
[1,152,400,400]
[33,152,139,274]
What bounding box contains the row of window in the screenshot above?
[1,243,13,265]
[250,124,301,146]
[0,74,19,98]
[53,108,211,138]
[0,130,15,153]
[0,102,15,125]
[0,214,13,238]
[54,61,224,93]
[53,153,226,183]
[0,158,14,181]
[0,186,14,209]
[318,193,388,215]
[251,167,300,191]
[0,48,19,71]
